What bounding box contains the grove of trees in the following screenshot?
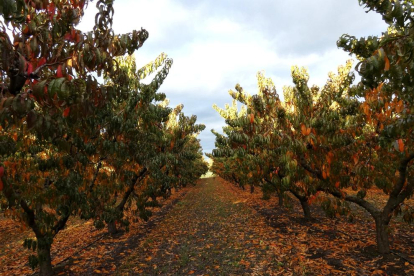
[210,0,414,255]
[0,1,207,276]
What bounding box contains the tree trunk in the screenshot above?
[107,221,117,235]
[277,190,284,207]
[37,237,53,276]
[299,198,311,220]
[375,216,390,254]
[107,168,147,234]
[289,189,311,220]
[250,185,254,194]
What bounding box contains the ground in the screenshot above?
[1,177,414,275]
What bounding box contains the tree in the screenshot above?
[86,53,175,234]
[211,0,414,254]
[0,1,147,275]
[211,64,356,220]
[332,0,414,253]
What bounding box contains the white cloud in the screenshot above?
[77,0,388,155]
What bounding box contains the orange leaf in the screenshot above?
[322,170,327,179]
[250,113,254,124]
[353,154,359,165]
[326,152,334,165]
[397,139,404,152]
[384,55,390,71]
[395,100,404,113]
[12,133,17,141]
[188,271,195,275]
[63,107,70,117]
[301,124,307,135]
[361,102,370,116]
[335,181,340,188]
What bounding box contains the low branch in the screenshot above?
[88,159,104,193]
[53,214,70,238]
[298,156,323,180]
[116,167,148,212]
[326,189,379,217]
[390,153,414,198]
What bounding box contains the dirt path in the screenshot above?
[5,177,413,275]
[116,177,302,275]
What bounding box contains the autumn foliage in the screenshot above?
[210,0,414,255]
[0,1,207,275]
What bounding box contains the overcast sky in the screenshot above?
[79,0,387,156]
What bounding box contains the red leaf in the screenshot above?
[56,64,63,78]
[0,166,4,177]
[27,62,33,75]
[0,179,3,192]
[38,57,47,67]
[63,107,70,117]
[64,32,72,41]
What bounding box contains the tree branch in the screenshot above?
[88,158,104,193]
[327,189,379,217]
[116,167,148,212]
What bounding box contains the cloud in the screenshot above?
[77,0,388,156]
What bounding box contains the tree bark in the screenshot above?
[107,167,148,234]
[300,198,311,220]
[107,221,117,235]
[297,156,406,253]
[289,189,311,219]
[36,236,53,276]
[375,216,390,254]
[277,190,284,207]
[250,185,254,194]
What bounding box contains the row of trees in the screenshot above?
[0,1,207,275]
[209,0,414,255]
